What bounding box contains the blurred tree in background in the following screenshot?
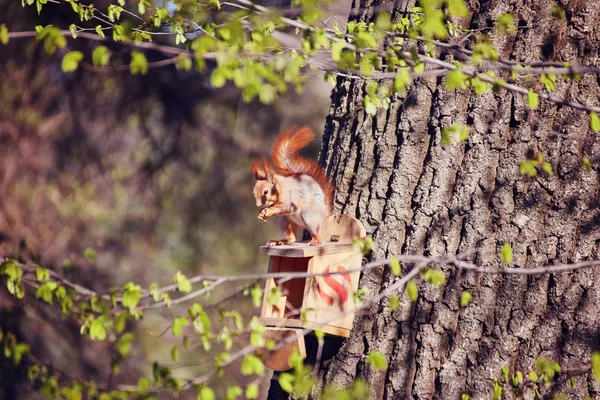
[0,0,334,397]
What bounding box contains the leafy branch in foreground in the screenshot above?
[3,247,600,398]
[4,0,600,125]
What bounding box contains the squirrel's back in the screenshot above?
[271,126,334,210]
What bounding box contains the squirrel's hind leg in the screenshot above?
[266,217,297,246]
[301,212,323,246]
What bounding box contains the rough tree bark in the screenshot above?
[315,0,600,398]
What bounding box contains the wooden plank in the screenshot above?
[260,256,280,318]
[260,317,351,337]
[259,214,366,257]
[320,214,366,243]
[259,242,354,257]
[303,252,362,332]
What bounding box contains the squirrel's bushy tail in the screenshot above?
[271,126,314,175]
[271,126,334,209]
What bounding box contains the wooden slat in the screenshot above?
[259,214,365,257]
[259,242,354,257]
[260,317,351,337]
[260,257,280,318]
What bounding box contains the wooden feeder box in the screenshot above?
[258,214,365,371]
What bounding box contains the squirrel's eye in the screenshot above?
[263,190,269,195]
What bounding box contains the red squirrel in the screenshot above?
[252,126,334,246]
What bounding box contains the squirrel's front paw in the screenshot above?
[258,207,273,220]
[258,208,268,221]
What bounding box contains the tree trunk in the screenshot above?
[317,0,600,398]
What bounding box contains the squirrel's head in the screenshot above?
[252,158,278,208]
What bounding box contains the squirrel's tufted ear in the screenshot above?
[252,159,267,180]
[262,157,276,183]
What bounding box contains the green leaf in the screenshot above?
[413,63,425,74]
[138,0,147,14]
[89,319,107,341]
[35,266,50,282]
[61,387,82,400]
[130,51,148,75]
[366,351,388,370]
[170,345,179,362]
[441,129,452,146]
[174,271,192,293]
[394,68,411,92]
[113,312,127,334]
[331,41,345,62]
[528,371,538,382]
[250,284,262,308]
[35,281,58,303]
[192,35,217,56]
[421,9,447,39]
[446,70,468,90]
[551,5,566,20]
[447,0,468,17]
[527,89,539,110]
[582,157,592,171]
[246,384,259,399]
[519,160,537,177]
[172,317,189,337]
[92,46,111,67]
[122,282,142,311]
[94,25,105,38]
[592,352,600,381]
[325,73,337,86]
[542,162,553,175]
[226,386,243,400]
[462,395,469,400]
[364,98,378,116]
[389,257,401,276]
[423,270,446,285]
[590,112,600,133]
[69,24,78,39]
[279,373,295,393]
[500,243,513,264]
[513,371,523,386]
[62,51,84,73]
[388,295,399,311]
[406,280,418,302]
[137,377,151,391]
[197,386,215,400]
[460,290,472,307]
[156,8,169,21]
[116,332,134,356]
[0,24,8,45]
[175,53,192,71]
[12,343,30,365]
[240,354,264,376]
[501,365,510,381]
[492,383,502,400]
[211,67,227,88]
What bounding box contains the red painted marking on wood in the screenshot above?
[316,265,351,306]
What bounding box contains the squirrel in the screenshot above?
[252,126,334,246]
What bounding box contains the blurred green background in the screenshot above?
[0,0,343,397]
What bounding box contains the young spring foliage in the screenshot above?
[4,0,600,397]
